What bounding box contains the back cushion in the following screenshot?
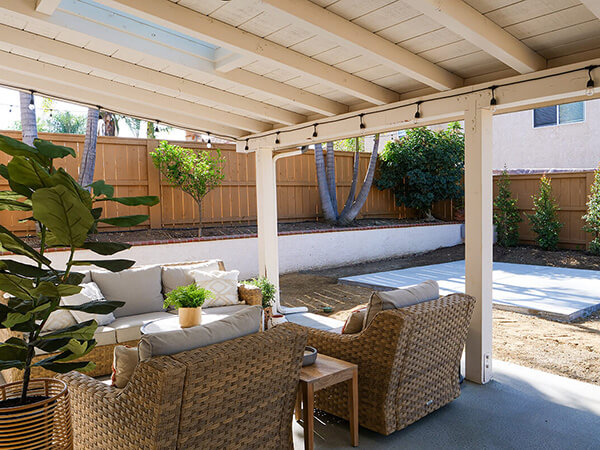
[161,260,222,294]
[92,265,164,318]
[138,305,262,361]
[363,280,439,329]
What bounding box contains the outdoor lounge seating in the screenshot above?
[58,323,306,449]
[0,260,262,383]
[297,293,475,435]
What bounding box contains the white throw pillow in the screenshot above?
[92,265,164,318]
[191,269,240,307]
[61,282,115,326]
[42,309,77,332]
[161,260,222,294]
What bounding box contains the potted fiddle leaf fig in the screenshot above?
[0,134,158,448]
[163,284,213,328]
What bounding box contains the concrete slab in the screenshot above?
[339,261,600,321]
[292,360,600,449]
[285,312,344,333]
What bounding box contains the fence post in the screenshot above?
[146,139,162,229]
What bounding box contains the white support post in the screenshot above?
[464,100,494,384]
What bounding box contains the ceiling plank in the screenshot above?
[262,0,463,91]
[94,0,400,105]
[580,0,600,20]
[35,0,61,15]
[0,51,245,138]
[0,24,305,126]
[402,0,546,74]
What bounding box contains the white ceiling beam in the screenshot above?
[262,0,462,91]
[0,0,348,117]
[581,0,600,20]
[0,51,260,137]
[35,0,61,15]
[241,59,600,151]
[94,0,400,105]
[214,48,255,73]
[402,0,546,74]
[0,25,305,126]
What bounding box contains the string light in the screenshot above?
[154,121,159,133]
[8,105,12,113]
[586,66,595,96]
[244,139,249,151]
[312,123,318,138]
[413,101,421,124]
[206,133,212,148]
[28,92,35,111]
[49,109,53,118]
[490,86,498,112]
[359,113,366,129]
[275,131,280,145]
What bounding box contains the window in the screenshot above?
[533,102,584,127]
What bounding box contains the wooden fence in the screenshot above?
[494,171,594,249]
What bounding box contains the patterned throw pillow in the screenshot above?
[61,282,115,326]
[190,269,240,307]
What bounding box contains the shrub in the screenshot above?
[493,169,522,247]
[244,277,276,309]
[376,123,464,219]
[163,284,213,309]
[151,141,224,236]
[583,166,600,254]
[528,175,562,250]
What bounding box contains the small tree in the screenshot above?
[528,175,562,250]
[376,123,464,220]
[151,141,224,236]
[494,168,522,247]
[583,166,600,254]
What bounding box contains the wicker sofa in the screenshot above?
[297,293,475,436]
[58,323,306,450]
[0,259,262,383]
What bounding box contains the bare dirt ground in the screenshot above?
[280,244,600,386]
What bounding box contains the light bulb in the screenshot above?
[586,81,594,96]
[491,104,497,113]
[207,140,212,148]
[412,117,418,125]
[28,100,35,111]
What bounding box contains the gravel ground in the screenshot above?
[280,244,600,386]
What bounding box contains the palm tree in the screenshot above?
[19,92,37,145]
[79,108,99,189]
[314,135,380,226]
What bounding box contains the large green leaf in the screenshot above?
[0,224,50,266]
[0,134,43,163]
[0,198,32,211]
[82,241,131,255]
[1,260,51,278]
[98,215,148,227]
[89,180,114,198]
[7,156,51,189]
[71,259,134,272]
[62,300,124,314]
[49,168,93,209]
[0,342,28,362]
[34,337,71,353]
[40,320,97,341]
[99,195,159,206]
[32,185,94,247]
[34,360,94,373]
[0,273,35,300]
[0,164,33,198]
[0,360,25,371]
[33,139,76,159]
[2,311,33,328]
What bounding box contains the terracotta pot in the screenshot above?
[0,378,72,449]
[263,306,272,330]
[178,307,202,328]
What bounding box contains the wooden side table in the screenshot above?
[296,354,358,450]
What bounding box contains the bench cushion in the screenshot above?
[110,311,175,343]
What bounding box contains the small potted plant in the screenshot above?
[244,277,275,329]
[164,284,213,328]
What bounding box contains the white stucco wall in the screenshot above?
[2,224,462,279]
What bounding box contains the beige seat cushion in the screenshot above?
[95,326,117,346]
[138,305,262,361]
[363,280,440,329]
[191,269,240,307]
[161,260,222,295]
[111,345,139,388]
[110,311,175,343]
[92,265,164,318]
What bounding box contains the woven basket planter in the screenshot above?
[0,378,73,449]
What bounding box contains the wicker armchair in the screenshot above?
[299,293,475,436]
[58,324,307,450]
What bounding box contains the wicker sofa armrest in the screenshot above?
[237,283,263,306]
[58,355,186,450]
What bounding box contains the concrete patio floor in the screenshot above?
[292,360,600,449]
[339,261,600,321]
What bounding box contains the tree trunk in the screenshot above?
[340,139,360,218]
[338,134,380,226]
[325,141,337,213]
[314,143,337,223]
[147,121,156,139]
[79,108,99,189]
[19,92,37,146]
[197,200,202,237]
